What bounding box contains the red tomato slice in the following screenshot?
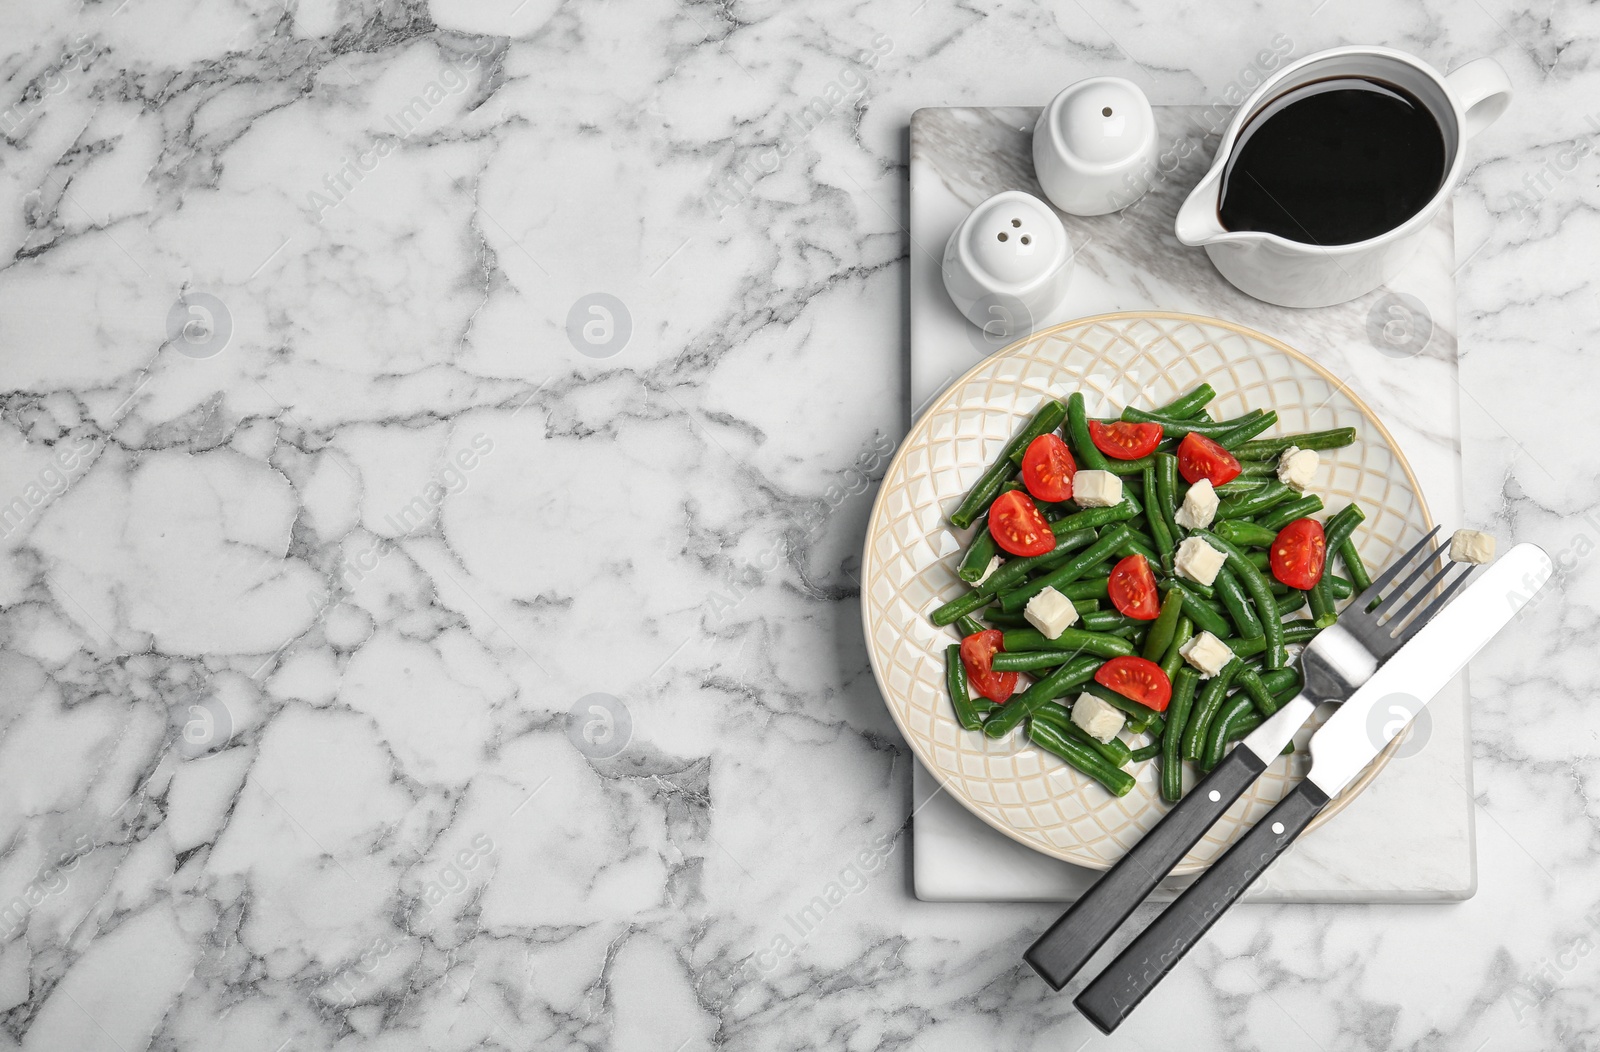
[1021,434,1077,503]
[961,629,1018,704]
[1089,420,1163,460]
[1093,656,1173,712]
[1107,554,1162,620]
[1176,432,1242,487]
[988,490,1054,557]
[1270,517,1327,590]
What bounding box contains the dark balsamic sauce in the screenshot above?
[1218,77,1447,246]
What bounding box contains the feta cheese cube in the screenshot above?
[1276,445,1319,492]
[1070,691,1125,744]
[1024,586,1079,639]
[974,554,1002,587]
[1175,536,1227,587]
[1179,630,1235,678]
[1173,477,1219,529]
[1449,529,1496,564]
[1073,469,1122,508]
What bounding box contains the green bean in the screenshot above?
[1161,668,1199,801]
[1081,682,1162,733]
[1214,477,1271,499]
[1259,666,1302,701]
[929,588,990,627]
[1031,704,1133,766]
[1194,530,1288,669]
[982,656,1103,737]
[1236,459,1279,477]
[1214,564,1264,639]
[998,524,1133,611]
[1202,689,1256,770]
[982,608,1029,627]
[1101,455,1156,476]
[1154,453,1183,549]
[1222,619,1319,658]
[1233,428,1357,460]
[1307,576,1338,628]
[1079,609,1142,633]
[1183,660,1240,761]
[1157,384,1216,419]
[1322,502,1366,545]
[1143,463,1176,569]
[1121,406,1267,440]
[970,527,1098,598]
[1001,627,1137,658]
[1027,718,1135,796]
[1214,481,1295,521]
[991,651,1068,672]
[1066,392,1112,472]
[957,524,1001,583]
[1214,519,1279,548]
[1130,741,1162,763]
[1061,578,1111,602]
[1216,410,1280,449]
[955,614,986,638]
[1049,497,1141,536]
[1276,590,1308,616]
[1166,580,1232,638]
[1339,537,1372,594]
[1257,495,1324,531]
[1142,588,1185,660]
[1160,616,1195,681]
[950,400,1068,528]
[1233,665,1279,716]
[945,644,990,730]
[1116,535,1160,564]
[1323,503,1372,594]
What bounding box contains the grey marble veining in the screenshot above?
[0,1,1597,1050]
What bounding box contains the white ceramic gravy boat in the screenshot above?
[1175,46,1511,308]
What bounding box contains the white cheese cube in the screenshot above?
[1276,445,1319,492]
[974,554,1002,587]
[1449,529,1496,564]
[1173,477,1219,529]
[1179,631,1235,678]
[1070,691,1125,744]
[1024,586,1079,639]
[1073,469,1122,508]
[1175,536,1227,587]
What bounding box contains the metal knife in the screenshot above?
[1073,542,1554,1034]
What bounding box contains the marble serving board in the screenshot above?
[907,106,1474,903]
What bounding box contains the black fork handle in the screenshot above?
[1023,746,1267,990]
[1073,779,1331,1034]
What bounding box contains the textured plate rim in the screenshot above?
[862,309,1432,873]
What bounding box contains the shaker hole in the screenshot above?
[1011,218,1021,227]
[1020,235,1031,245]
[997,232,1008,241]
[1102,106,1113,117]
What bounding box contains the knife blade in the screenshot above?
[1305,540,1553,797]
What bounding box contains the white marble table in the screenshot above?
[0,3,1596,1050]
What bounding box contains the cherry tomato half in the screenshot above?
[961,629,1018,703]
[988,490,1054,557]
[1177,432,1242,487]
[1093,656,1173,712]
[1089,420,1163,461]
[1107,554,1162,620]
[1270,517,1327,590]
[1021,433,1076,503]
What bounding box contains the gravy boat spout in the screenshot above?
[1173,167,1227,247]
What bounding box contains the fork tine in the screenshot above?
[1382,556,1467,628]
[1358,526,1441,608]
[1368,536,1451,619]
[1389,563,1477,645]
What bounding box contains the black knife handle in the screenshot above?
[1073,779,1331,1034]
[1023,746,1268,991]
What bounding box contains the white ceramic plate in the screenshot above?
[862,311,1431,873]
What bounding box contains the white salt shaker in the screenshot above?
[941,189,1072,344]
[1032,77,1158,216]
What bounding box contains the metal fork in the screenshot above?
[1024,526,1475,991]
